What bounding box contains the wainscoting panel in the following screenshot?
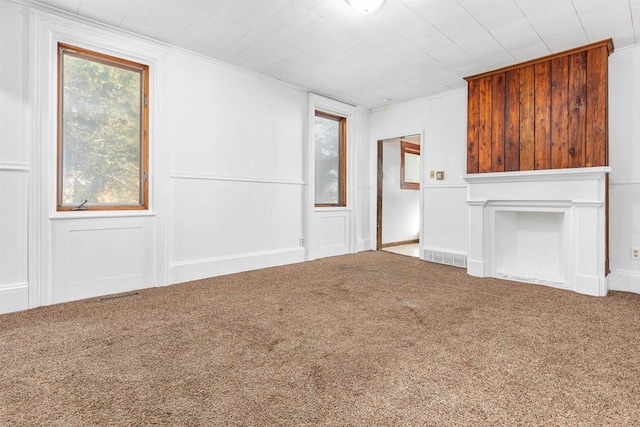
[314,210,351,259]
[52,218,156,304]
[0,168,28,313]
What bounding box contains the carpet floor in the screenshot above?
[1,251,639,426]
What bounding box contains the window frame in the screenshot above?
[56,42,150,212]
[400,140,420,190]
[314,110,347,207]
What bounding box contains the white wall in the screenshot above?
[0,0,372,314]
[370,90,468,258]
[168,51,307,283]
[381,139,420,244]
[608,44,640,294]
[0,0,29,313]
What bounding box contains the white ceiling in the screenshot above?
[31,0,640,108]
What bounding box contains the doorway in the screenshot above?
[377,134,421,258]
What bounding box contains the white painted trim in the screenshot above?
[0,282,29,292]
[30,9,169,308]
[609,178,640,185]
[0,283,29,314]
[608,269,640,294]
[307,93,358,260]
[0,162,29,172]
[169,247,305,285]
[423,183,467,189]
[369,87,466,113]
[462,166,611,184]
[170,172,305,186]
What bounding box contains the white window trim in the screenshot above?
[31,10,167,220]
[306,94,358,260]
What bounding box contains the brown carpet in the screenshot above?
[1,251,639,426]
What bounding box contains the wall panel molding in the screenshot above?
[0,162,29,172]
[170,172,305,186]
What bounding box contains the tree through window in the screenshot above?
[314,110,346,207]
[57,43,149,211]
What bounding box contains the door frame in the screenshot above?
[375,131,425,255]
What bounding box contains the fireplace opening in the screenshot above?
[494,210,566,285]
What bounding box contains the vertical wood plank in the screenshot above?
[550,56,569,169]
[505,69,520,171]
[519,65,535,170]
[491,73,506,172]
[478,76,492,173]
[534,61,551,170]
[466,79,480,173]
[586,45,607,166]
[568,51,587,168]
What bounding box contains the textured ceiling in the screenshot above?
[30,0,640,108]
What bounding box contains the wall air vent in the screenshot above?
[423,249,467,268]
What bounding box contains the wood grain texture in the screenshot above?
[465,41,610,174]
[519,65,535,171]
[551,56,569,169]
[467,79,480,173]
[491,73,506,172]
[505,69,520,171]
[568,51,587,168]
[534,62,551,170]
[586,45,607,166]
[478,76,492,173]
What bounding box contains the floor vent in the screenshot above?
[96,291,140,303]
[423,249,467,268]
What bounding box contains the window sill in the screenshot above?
[49,210,156,220]
[314,206,350,212]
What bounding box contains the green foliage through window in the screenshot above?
[58,44,148,210]
[315,112,346,206]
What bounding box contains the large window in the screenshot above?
[57,43,149,211]
[314,110,346,207]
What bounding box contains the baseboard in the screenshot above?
[169,247,306,285]
[380,239,419,249]
[357,239,373,252]
[0,283,29,315]
[608,269,640,294]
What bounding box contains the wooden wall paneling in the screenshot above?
[586,45,608,166]
[478,76,493,173]
[568,51,587,168]
[519,65,535,171]
[505,69,520,171]
[491,73,506,172]
[534,62,551,170]
[467,79,480,173]
[551,56,569,169]
[464,39,611,174]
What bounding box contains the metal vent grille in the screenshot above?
[423,249,467,268]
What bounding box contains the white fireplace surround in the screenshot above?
[463,167,610,296]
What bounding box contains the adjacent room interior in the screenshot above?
[1,0,640,424]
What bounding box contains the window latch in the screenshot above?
[71,199,88,211]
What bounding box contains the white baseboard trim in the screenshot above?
[357,239,373,252]
[169,247,306,285]
[0,283,29,315]
[608,269,640,294]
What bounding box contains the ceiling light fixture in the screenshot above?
[346,0,385,14]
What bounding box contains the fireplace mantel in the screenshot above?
[463,167,610,296]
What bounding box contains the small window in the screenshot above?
[57,43,149,211]
[315,110,346,207]
[401,141,420,190]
